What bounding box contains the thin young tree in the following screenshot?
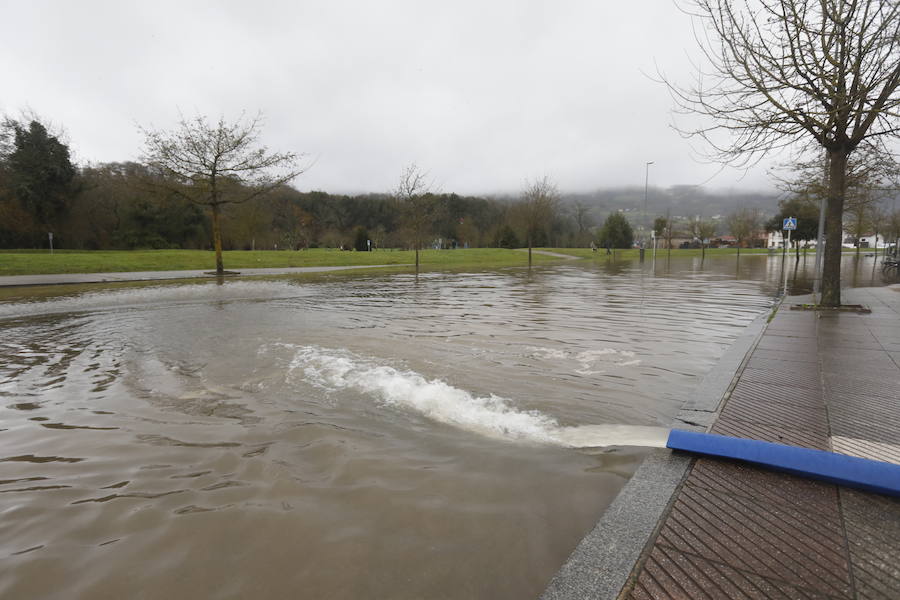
[140,112,304,274]
[653,216,670,256]
[725,208,761,256]
[663,211,677,257]
[886,208,900,253]
[393,163,435,272]
[846,187,877,256]
[653,216,668,239]
[690,216,718,260]
[520,176,560,265]
[667,0,900,306]
[867,205,885,260]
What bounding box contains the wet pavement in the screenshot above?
[544,285,900,600]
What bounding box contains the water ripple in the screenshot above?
[0,258,824,600]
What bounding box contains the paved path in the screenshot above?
[0,264,406,287]
[544,285,900,600]
[516,249,580,259]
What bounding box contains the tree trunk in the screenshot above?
[528,235,533,266]
[821,150,847,307]
[415,246,419,273]
[873,226,879,263]
[211,202,224,275]
[794,239,800,263]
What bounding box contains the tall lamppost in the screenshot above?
[643,161,654,247]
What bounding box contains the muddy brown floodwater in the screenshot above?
[0,255,893,599]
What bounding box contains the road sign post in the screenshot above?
[782,217,796,296]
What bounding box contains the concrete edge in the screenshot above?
[540,308,772,600]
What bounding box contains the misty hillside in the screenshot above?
[561,186,781,223]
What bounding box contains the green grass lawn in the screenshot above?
[0,246,859,277]
[0,248,560,276]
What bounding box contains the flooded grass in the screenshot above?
[0,248,558,276]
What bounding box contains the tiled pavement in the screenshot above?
[623,287,900,600]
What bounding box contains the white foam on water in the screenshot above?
[291,345,561,443]
[555,424,670,449]
[288,345,667,448]
[0,281,303,320]
[527,346,641,375]
[528,347,569,361]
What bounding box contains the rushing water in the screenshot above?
[0,254,895,599]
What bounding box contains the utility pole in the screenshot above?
[643,161,654,248]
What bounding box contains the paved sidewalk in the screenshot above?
[545,286,900,599]
[516,249,580,259]
[0,264,405,287]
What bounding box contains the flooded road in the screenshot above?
[0,254,893,599]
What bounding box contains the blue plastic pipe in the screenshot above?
[666,429,900,498]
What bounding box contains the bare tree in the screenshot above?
[726,208,762,256]
[845,187,877,255]
[140,112,304,274]
[653,215,675,255]
[867,205,886,259]
[520,176,561,265]
[776,144,898,255]
[663,211,677,256]
[843,153,896,259]
[393,163,435,272]
[572,200,593,246]
[667,0,900,306]
[690,216,718,259]
[886,208,900,252]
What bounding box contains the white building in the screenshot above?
[768,230,898,250]
[855,233,889,249]
[767,230,818,249]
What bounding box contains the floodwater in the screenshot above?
[0,253,894,599]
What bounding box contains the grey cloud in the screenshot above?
[1,0,780,195]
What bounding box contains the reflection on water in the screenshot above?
[648,249,898,295]
[0,254,894,599]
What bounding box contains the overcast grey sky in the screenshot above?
[1,0,783,195]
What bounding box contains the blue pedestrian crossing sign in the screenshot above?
[783,217,798,231]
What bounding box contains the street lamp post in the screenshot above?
[643,161,654,247]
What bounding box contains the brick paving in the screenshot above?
[624,287,900,600]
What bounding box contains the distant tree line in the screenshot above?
[0,114,620,253]
[15,111,890,258]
